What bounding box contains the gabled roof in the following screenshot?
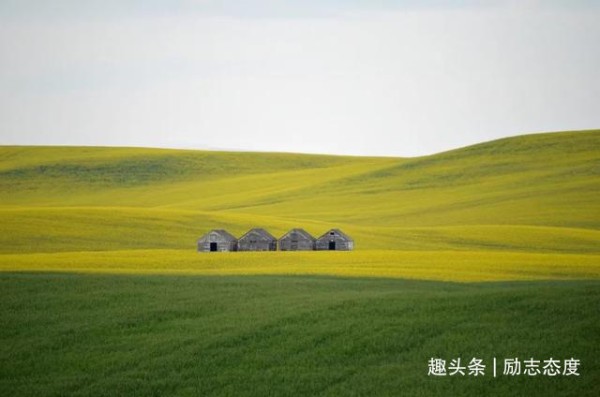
[239,228,276,241]
[317,228,353,241]
[199,229,237,241]
[279,228,316,241]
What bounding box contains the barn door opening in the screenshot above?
[210,242,218,252]
[329,241,336,250]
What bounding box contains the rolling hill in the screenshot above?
[2,130,599,396]
[0,130,598,279]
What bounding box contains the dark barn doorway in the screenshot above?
[210,242,218,252]
[329,241,336,250]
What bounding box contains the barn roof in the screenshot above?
[279,228,316,241]
[317,228,353,241]
[239,228,276,241]
[199,229,237,241]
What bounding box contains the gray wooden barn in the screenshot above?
[238,228,277,251]
[315,228,354,251]
[278,228,316,251]
[197,229,238,252]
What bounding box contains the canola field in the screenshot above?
[1,130,599,280]
[1,130,599,396]
[1,249,599,282]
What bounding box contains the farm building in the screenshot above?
[197,229,238,252]
[316,229,354,251]
[238,228,277,251]
[278,228,316,251]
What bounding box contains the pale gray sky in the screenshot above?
[0,1,599,156]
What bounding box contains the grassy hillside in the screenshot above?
[1,130,599,262]
[1,131,599,396]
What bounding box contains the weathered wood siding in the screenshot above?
[238,229,277,251]
[315,229,354,251]
[197,230,238,252]
[278,229,315,251]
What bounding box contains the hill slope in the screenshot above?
[1,130,598,258]
[2,132,598,397]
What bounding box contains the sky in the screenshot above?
[0,0,599,156]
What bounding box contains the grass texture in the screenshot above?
[1,130,599,396]
[1,130,598,280]
[1,274,599,397]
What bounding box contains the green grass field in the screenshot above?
[1,274,599,397]
[1,130,599,395]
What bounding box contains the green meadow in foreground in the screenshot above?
[1,130,599,395]
[1,274,599,397]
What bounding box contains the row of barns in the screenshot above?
[197,228,354,252]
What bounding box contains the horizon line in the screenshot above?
[1,129,597,159]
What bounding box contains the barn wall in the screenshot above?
[278,237,315,251]
[315,233,354,251]
[197,232,238,252]
[238,238,276,251]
